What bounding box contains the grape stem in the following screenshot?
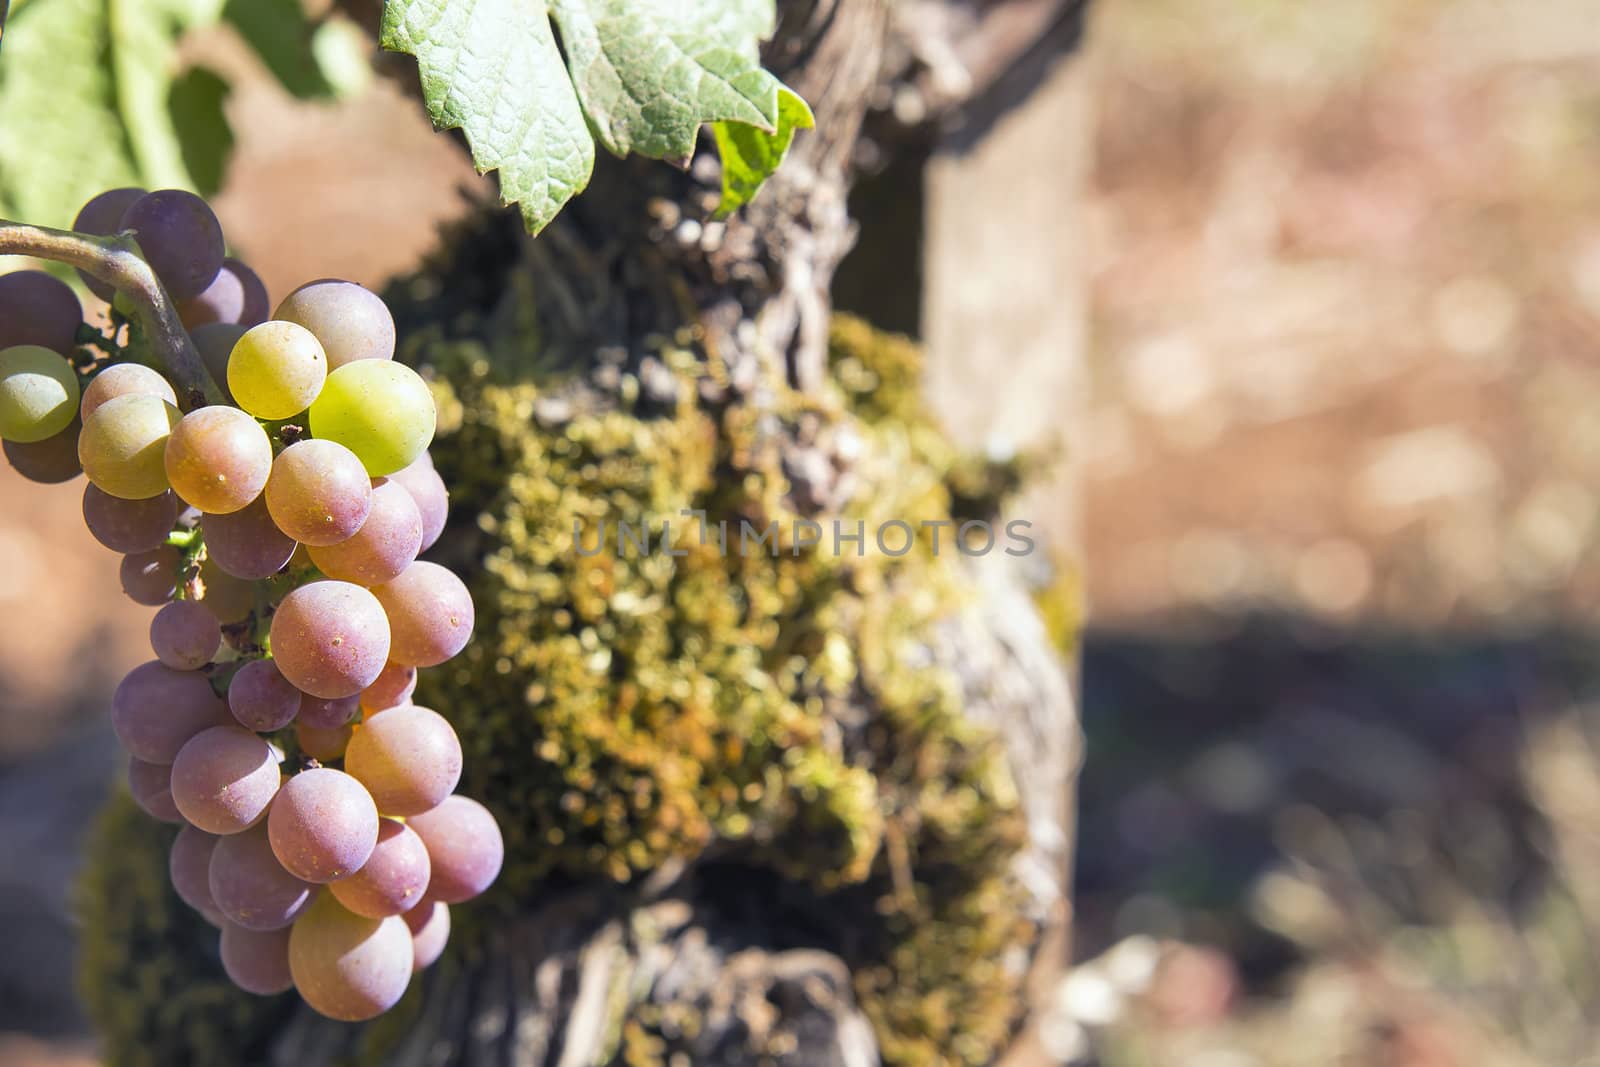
[0,219,226,407]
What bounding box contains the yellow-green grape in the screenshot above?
[0,345,80,443]
[227,321,327,420]
[78,393,181,499]
[308,361,435,476]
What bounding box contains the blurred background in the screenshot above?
[4,0,1600,1064]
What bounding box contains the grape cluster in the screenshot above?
[0,188,501,1022]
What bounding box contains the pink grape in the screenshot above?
[119,189,225,300]
[406,795,502,903]
[120,544,183,605]
[371,562,473,668]
[4,418,83,484]
[274,280,395,369]
[127,757,182,823]
[288,893,411,1021]
[360,662,417,714]
[403,900,449,971]
[328,818,431,918]
[111,660,231,764]
[220,922,294,995]
[344,705,461,817]
[298,693,359,730]
[72,187,146,301]
[0,271,82,354]
[83,485,181,553]
[169,824,222,920]
[264,440,372,547]
[385,457,446,552]
[209,824,314,931]
[201,494,295,580]
[80,363,177,420]
[170,725,281,834]
[180,258,270,330]
[269,580,390,698]
[294,719,353,761]
[268,768,378,883]
[228,659,302,732]
[149,599,222,669]
[163,406,273,514]
[306,479,422,586]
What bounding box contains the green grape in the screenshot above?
[227,321,327,420]
[163,406,273,514]
[308,361,435,476]
[0,345,80,443]
[274,280,395,369]
[79,392,181,500]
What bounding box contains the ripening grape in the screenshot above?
[80,363,177,420]
[192,323,245,403]
[169,824,223,920]
[295,719,354,761]
[228,321,327,420]
[360,662,417,714]
[264,439,372,546]
[170,725,281,834]
[306,478,423,585]
[0,270,83,354]
[268,767,379,883]
[269,581,390,698]
[228,659,303,732]
[329,818,430,918]
[120,544,183,605]
[163,406,273,514]
[150,599,222,670]
[308,361,435,477]
[201,494,296,580]
[371,562,474,668]
[274,280,396,370]
[220,922,295,995]
[288,892,412,1021]
[180,258,270,330]
[119,189,225,301]
[385,456,447,552]
[111,660,230,764]
[298,693,359,730]
[79,392,181,499]
[198,560,255,624]
[83,485,181,553]
[344,705,461,817]
[404,900,449,971]
[3,417,83,483]
[0,345,80,443]
[127,757,182,824]
[72,187,146,301]
[209,824,314,931]
[405,795,502,903]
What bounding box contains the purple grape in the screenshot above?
[406,795,502,903]
[0,271,83,354]
[201,494,296,580]
[404,900,449,971]
[118,189,225,301]
[371,562,473,668]
[120,544,183,605]
[220,921,295,995]
[269,581,390,699]
[198,560,255,624]
[273,280,395,369]
[360,662,417,714]
[344,705,461,817]
[287,892,411,1021]
[209,823,314,931]
[73,187,146,300]
[298,693,359,730]
[386,457,446,552]
[228,659,302,732]
[306,478,422,586]
[169,823,223,920]
[264,440,373,547]
[294,719,353,761]
[111,660,231,764]
[3,418,83,484]
[267,767,378,883]
[150,599,222,670]
[170,725,281,834]
[192,323,246,403]
[329,818,430,918]
[83,484,181,553]
[127,757,182,823]
[180,258,270,330]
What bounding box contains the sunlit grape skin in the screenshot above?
[406,795,503,903]
[170,725,281,835]
[404,900,449,970]
[169,824,223,922]
[119,189,226,301]
[220,922,295,995]
[149,599,222,670]
[309,361,436,477]
[386,457,447,551]
[83,485,181,553]
[112,661,230,764]
[80,363,178,420]
[228,320,328,420]
[268,768,379,883]
[329,818,431,919]
[209,824,314,931]
[79,392,181,500]
[269,580,390,698]
[164,406,273,514]
[228,658,303,733]
[307,478,423,586]
[288,892,412,1021]
[0,271,82,355]
[345,705,462,817]
[0,345,80,443]
[371,561,474,668]
[265,439,373,547]
[274,280,396,370]
[127,757,182,824]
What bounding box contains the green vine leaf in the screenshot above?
[381,0,809,235]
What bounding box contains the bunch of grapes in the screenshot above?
[0,188,502,1022]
